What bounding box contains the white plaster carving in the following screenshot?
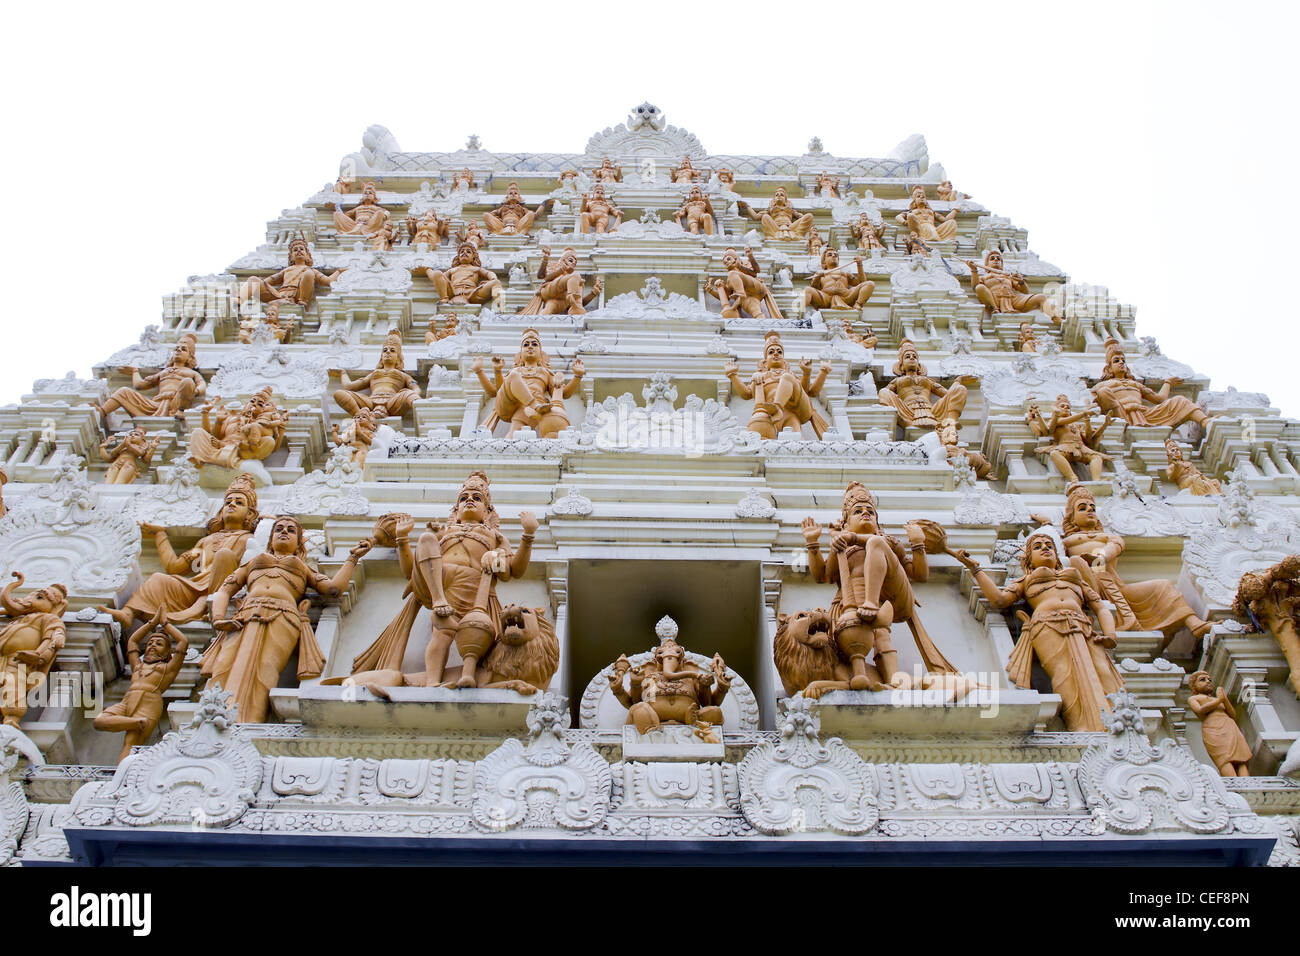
[210,348,328,400]
[128,459,213,527]
[550,486,593,517]
[735,488,777,520]
[280,445,369,516]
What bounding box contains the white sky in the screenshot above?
[3,1,1296,413]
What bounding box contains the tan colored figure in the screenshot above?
[1018,322,1038,353]
[238,301,295,345]
[474,328,583,437]
[348,478,552,692]
[521,247,602,316]
[804,249,875,311]
[714,168,737,191]
[806,229,824,257]
[1233,557,1300,696]
[1166,439,1221,495]
[99,474,260,633]
[0,574,67,728]
[369,220,396,251]
[957,527,1123,732]
[593,158,623,183]
[457,221,489,250]
[92,609,187,763]
[674,184,717,235]
[579,184,622,234]
[1060,482,1211,652]
[608,640,730,742]
[453,168,476,191]
[97,333,205,421]
[710,247,783,319]
[1025,395,1113,483]
[814,171,839,198]
[331,407,379,467]
[1187,670,1252,777]
[725,330,830,439]
[331,181,390,236]
[897,185,957,242]
[423,242,501,306]
[99,428,161,485]
[846,322,878,349]
[800,484,959,690]
[850,213,886,253]
[743,187,815,240]
[670,156,702,184]
[936,181,969,202]
[482,183,551,236]
[240,237,344,308]
[425,315,459,345]
[206,516,370,723]
[188,387,287,470]
[0,466,7,520]
[966,250,1052,319]
[936,416,994,479]
[1092,338,1211,431]
[331,331,420,419]
[878,339,968,431]
[406,209,449,248]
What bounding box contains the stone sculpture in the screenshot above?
[92,609,187,763]
[423,241,501,306]
[473,328,583,437]
[1092,339,1210,431]
[240,237,344,308]
[850,213,885,253]
[406,209,449,248]
[97,333,205,421]
[593,158,622,183]
[1233,557,1300,696]
[579,184,622,234]
[457,221,489,250]
[804,249,875,312]
[331,330,421,419]
[966,250,1051,318]
[1166,439,1221,495]
[670,155,701,183]
[238,301,294,345]
[674,184,716,235]
[897,185,957,242]
[936,181,969,202]
[1018,322,1038,353]
[725,330,830,438]
[878,339,968,431]
[205,516,371,723]
[482,183,551,236]
[0,574,67,728]
[331,407,379,467]
[1025,395,1114,483]
[956,526,1124,732]
[710,247,783,319]
[740,186,814,240]
[1187,670,1252,777]
[330,181,391,236]
[425,315,459,345]
[187,387,287,471]
[607,629,730,743]
[99,428,161,485]
[521,247,601,315]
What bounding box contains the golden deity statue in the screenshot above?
[474,328,584,438]
[878,339,968,431]
[482,182,552,236]
[423,241,501,306]
[205,516,371,723]
[674,184,717,235]
[957,526,1124,732]
[331,181,391,236]
[1187,670,1252,777]
[330,331,421,419]
[520,247,601,316]
[1025,395,1114,483]
[897,185,957,242]
[97,333,205,421]
[240,237,344,308]
[1091,338,1211,431]
[1165,439,1221,495]
[99,427,161,485]
[725,330,831,439]
[347,480,557,694]
[579,184,622,234]
[187,387,287,471]
[92,609,187,763]
[0,574,67,728]
[710,247,783,319]
[804,249,875,312]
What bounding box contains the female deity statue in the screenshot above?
[99,427,161,485]
[965,250,1053,318]
[96,334,205,421]
[709,247,783,319]
[579,184,622,234]
[187,387,287,470]
[1165,439,1221,495]
[1187,670,1252,777]
[99,474,260,633]
[607,637,730,742]
[240,237,344,308]
[1091,338,1212,431]
[520,247,601,316]
[473,328,584,438]
[956,526,1124,732]
[878,339,968,431]
[92,609,187,763]
[674,184,717,235]
[804,249,875,312]
[1233,556,1300,696]
[347,478,553,692]
[896,185,957,242]
[1059,482,1211,652]
[330,331,421,419]
[0,574,67,728]
[1025,395,1113,483]
[205,516,371,723]
[725,330,831,439]
[330,181,391,236]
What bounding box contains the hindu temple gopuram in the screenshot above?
[3,104,1298,865]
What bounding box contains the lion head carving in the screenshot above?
[480,604,559,694]
[773,608,840,696]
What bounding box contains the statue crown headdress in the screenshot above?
[841,481,877,518]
